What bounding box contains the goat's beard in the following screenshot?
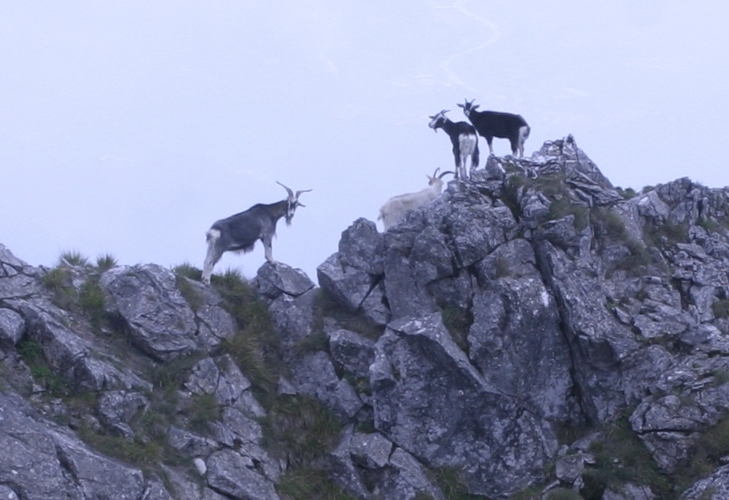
[285,214,294,226]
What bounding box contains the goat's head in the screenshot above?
[426,168,454,190]
[276,181,312,225]
[457,99,480,116]
[428,110,450,132]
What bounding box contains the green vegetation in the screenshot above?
[16,339,69,396]
[644,221,689,248]
[59,250,89,267]
[615,187,637,199]
[429,467,482,500]
[581,425,667,498]
[440,305,472,353]
[262,394,342,468]
[277,468,357,500]
[312,287,385,342]
[712,299,729,319]
[95,253,118,271]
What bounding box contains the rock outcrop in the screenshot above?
[4,136,729,499]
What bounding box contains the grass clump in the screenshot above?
[16,339,69,396]
[59,250,89,267]
[262,394,342,468]
[644,222,689,248]
[712,299,729,319]
[173,262,203,281]
[441,306,473,353]
[312,288,385,342]
[95,253,118,271]
[42,267,77,310]
[581,418,669,499]
[277,468,357,500]
[184,393,222,433]
[429,467,481,500]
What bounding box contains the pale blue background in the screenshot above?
[2,1,727,280]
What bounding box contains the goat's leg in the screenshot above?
[486,138,494,156]
[202,229,224,284]
[262,234,277,265]
[472,144,480,171]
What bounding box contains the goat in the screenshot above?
[377,168,453,231]
[428,109,479,180]
[458,99,530,157]
[201,181,311,284]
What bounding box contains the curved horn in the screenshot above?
[276,181,294,198]
[431,167,441,178]
[438,170,455,179]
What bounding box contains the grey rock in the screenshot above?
[681,464,729,499]
[291,351,363,422]
[206,449,280,500]
[317,253,376,313]
[328,328,376,378]
[256,261,315,299]
[97,390,147,437]
[168,426,219,458]
[603,483,656,500]
[370,313,557,497]
[100,264,198,360]
[375,447,445,500]
[338,218,385,276]
[268,288,317,359]
[0,307,25,348]
[350,432,393,469]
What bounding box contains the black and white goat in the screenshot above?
[201,182,311,284]
[458,99,530,157]
[378,168,453,231]
[428,110,479,180]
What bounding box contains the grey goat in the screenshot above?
[202,182,311,284]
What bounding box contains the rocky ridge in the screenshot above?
[3,137,729,499]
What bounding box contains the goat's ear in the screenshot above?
[472,104,480,110]
[457,103,464,109]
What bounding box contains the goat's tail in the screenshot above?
[521,125,531,140]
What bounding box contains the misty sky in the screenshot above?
[2,1,728,281]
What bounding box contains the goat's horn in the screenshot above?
[276,181,294,198]
[295,188,312,199]
[432,167,441,178]
[438,170,455,179]
[441,109,450,115]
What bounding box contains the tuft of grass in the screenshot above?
[184,393,221,433]
[42,267,77,310]
[613,240,653,277]
[547,199,589,231]
[312,288,385,342]
[95,253,118,271]
[581,418,670,499]
[16,339,70,396]
[77,425,162,466]
[429,467,481,500]
[262,394,342,468]
[173,262,203,282]
[276,468,358,500]
[644,222,689,248]
[79,278,107,332]
[712,299,729,319]
[544,489,584,500]
[175,275,203,312]
[615,187,637,199]
[441,306,473,353]
[293,331,330,358]
[59,250,89,267]
[591,208,628,242]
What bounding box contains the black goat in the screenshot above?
[428,109,479,180]
[201,182,311,284]
[458,99,530,157]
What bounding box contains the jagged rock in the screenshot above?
[100,264,198,360]
[168,426,219,458]
[97,390,147,437]
[359,281,390,325]
[256,261,315,300]
[291,351,363,422]
[0,307,24,348]
[374,447,445,500]
[206,449,280,500]
[603,483,656,500]
[370,313,557,497]
[680,464,729,499]
[338,218,385,276]
[324,427,375,500]
[349,431,393,469]
[318,253,376,312]
[267,288,317,359]
[328,328,376,378]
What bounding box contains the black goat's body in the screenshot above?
[201,183,310,284]
[428,111,479,179]
[460,100,530,157]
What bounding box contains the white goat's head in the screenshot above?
[426,167,454,191]
[276,181,312,225]
[428,110,450,132]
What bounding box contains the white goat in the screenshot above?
[377,168,453,231]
